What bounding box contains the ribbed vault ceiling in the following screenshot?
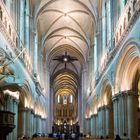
[36,0,96,59]
[36,0,97,99]
[53,71,78,97]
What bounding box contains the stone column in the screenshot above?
[105,106,109,137]
[84,118,88,134]
[127,91,138,140]
[98,107,102,137]
[95,114,99,138]
[18,108,27,137]
[26,108,31,137]
[34,114,37,134]
[12,99,19,140]
[25,0,29,51]
[41,119,44,134]
[30,110,34,136]
[112,91,138,139]
[98,106,106,137]
[119,91,128,137]
[102,107,106,137]
[19,0,25,49]
[6,96,13,140]
[118,93,123,136]
[81,67,88,133]
[88,118,91,135]
[36,115,41,133]
[92,114,97,138]
[112,94,119,137]
[94,35,97,72]
[90,115,93,137]
[34,34,38,73]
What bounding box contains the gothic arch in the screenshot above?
[86,103,91,118]
[19,80,33,108]
[115,41,140,94]
[98,79,113,108]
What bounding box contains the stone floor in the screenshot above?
[21,138,113,140]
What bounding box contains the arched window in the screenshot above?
[57,95,60,103]
[70,95,73,103]
[106,0,111,47]
[63,95,67,104]
[102,0,111,51]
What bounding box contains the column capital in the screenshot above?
[35,114,41,118]
[25,108,33,113]
[104,105,111,110]
[41,118,47,121]
[91,114,94,118]
[98,105,106,111]
[93,114,98,117]
[120,90,138,97]
[13,98,19,104]
[18,107,28,112]
[112,90,138,101]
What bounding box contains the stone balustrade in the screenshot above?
[114,0,139,45]
[95,0,140,87]
[0,1,33,75]
[0,1,17,47]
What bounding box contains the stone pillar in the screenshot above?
[34,34,38,73]
[83,117,87,133]
[102,107,106,137]
[98,106,106,137]
[26,108,31,137]
[41,118,44,134]
[118,94,122,136]
[127,91,138,140]
[95,114,99,138]
[25,0,30,51]
[112,91,138,139]
[94,35,97,72]
[30,110,34,136]
[119,91,128,137]
[34,114,37,134]
[90,115,94,137]
[81,67,88,133]
[18,108,27,137]
[112,94,119,137]
[6,96,13,140]
[92,114,97,138]
[98,107,101,137]
[88,118,91,135]
[36,115,41,133]
[105,106,109,138]
[78,87,82,132]
[12,99,19,140]
[19,0,25,49]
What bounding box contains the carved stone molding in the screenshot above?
[0,48,6,65]
[135,0,140,11]
[112,90,138,102]
[0,21,15,48]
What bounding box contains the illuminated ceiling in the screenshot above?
[35,0,97,98]
[36,0,96,60]
[52,71,78,97]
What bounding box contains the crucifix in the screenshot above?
[53,52,78,69]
